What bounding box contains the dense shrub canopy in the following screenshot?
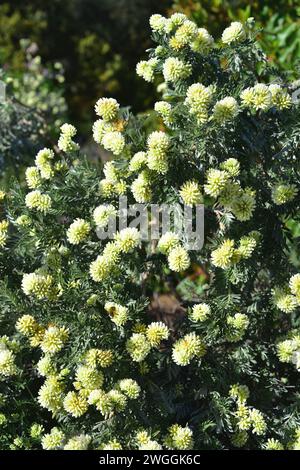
[0,13,300,450]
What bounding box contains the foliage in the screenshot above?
[0,0,171,135]
[0,94,47,185]
[6,39,68,132]
[0,41,67,184]
[171,0,300,76]
[0,12,300,451]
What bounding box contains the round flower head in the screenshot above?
[38,376,64,414]
[252,84,272,111]
[220,158,240,177]
[29,326,46,348]
[64,434,91,451]
[212,97,239,122]
[279,335,300,368]
[237,235,257,259]
[0,220,8,232]
[21,272,55,300]
[189,303,211,322]
[240,87,255,107]
[88,389,105,407]
[34,148,55,180]
[249,409,267,435]
[290,274,300,298]
[36,355,56,377]
[136,430,152,446]
[102,131,125,155]
[139,440,162,451]
[277,339,296,363]
[168,246,190,272]
[185,83,213,118]
[42,428,65,450]
[169,36,185,51]
[157,232,180,255]
[96,349,114,368]
[102,439,123,450]
[0,413,7,426]
[114,227,140,253]
[163,57,192,83]
[172,332,206,366]
[211,239,236,269]
[0,349,16,377]
[235,403,251,431]
[227,313,249,341]
[135,430,163,450]
[60,123,77,138]
[30,423,45,440]
[85,348,114,368]
[190,28,214,54]
[92,119,115,144]
[16,314,39,336]
[95,97,119,122]
[74,365,104,392]
[93,204,116,227]
[0,221,9,248]
[58,124,79,152]
[222,22,246,44]
[15,215,32,227]
[25,167,41,189]
[63,391,88,417]
[67,218,91,245]
[147,131,170,154]
[147,150,168,174]
[264,438,284,451]
[179,180,203,206]
[131,172,152,203]
[118,379,141,399]
[229,383,250,403]
[129,151,147,172]
[25,190,52,213]
[114,179,127,196]
[103,161,119,182]
[154,101,173,125]
[146,322,169,347]
[102,242,121,264]
[35,148,54,169]
[231,188,256,221]
[40,325,69,354]
[99,178,115,197]
[229,313,249,330]
[136,58,158,83]
[90,389,126,416]
[106,389,127,413]
[126,333,151,362]
[164,13,187,33]
[174,20,198,47]
[149,14,166,33]
[269,84,292,110]
[271,183,297,205]
[204,169,230,198]
[276,293,298,313]
[89,255,111,282]
[165,424,194,450]
[147,131,170,173]
[104,302,129,327]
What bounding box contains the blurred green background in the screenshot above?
[0,0,299,181]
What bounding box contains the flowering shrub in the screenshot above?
[0,13,300,450]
